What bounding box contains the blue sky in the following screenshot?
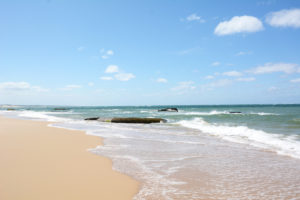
[1,0,300,105]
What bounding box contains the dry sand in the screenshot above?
[0,116,139,200]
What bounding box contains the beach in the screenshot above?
[1,105,300,199]
[0,116,139,200]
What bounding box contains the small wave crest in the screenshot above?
[17,111,72,122]
[177,118,300,159]
[182,110,278,116]
[249,112,279,116]
[183,110,228,115]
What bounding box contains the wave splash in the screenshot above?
[178,117,300,159]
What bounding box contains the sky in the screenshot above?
[1,0,300,106]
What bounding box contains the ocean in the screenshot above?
[1,104,300,199]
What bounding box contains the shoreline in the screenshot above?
[0,116,139,200]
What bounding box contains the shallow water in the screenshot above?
[1,105,300,199]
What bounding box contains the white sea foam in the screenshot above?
[17,111,71,122]
[183,110,228,115]
[182,110,279,116]
[249,112,279,116]
[178,118,300,159]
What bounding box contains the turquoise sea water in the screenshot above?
[2,104,300,144]
[1,104,300,199]
[2,104,300,133]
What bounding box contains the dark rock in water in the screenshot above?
[111,117,166,124]
[229,111,242,114]
[84,117,100,120]
[7,108,16,111]
[53,108,68,111]
[158,108,178,112]
[84,117,111,122]
[84,117,166,123]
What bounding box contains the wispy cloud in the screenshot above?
[211,61,220,66]
[249,63,300,74]
[186,14,205,23]
[214,15,263,35]
[60,84,82,91]
[268,86,279,92]
[176,46,201,55]
[88,82,94,87]
[290,78,300,83]
[266,8,300,28]
[115,73,135,81]
[105,65,119,73]
[236,51,252,56]
[100,76,113,81]
[77,46,85,52]
[100,49,114,59]
[205,75,214,79]
[205,79,233,89]
[257,0,276,6]
[157,78,168,83]
[171,81,196,94]
[0,82,48,92]
[223,71,243,77]
[236,77,256,82]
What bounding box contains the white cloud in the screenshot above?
[114,73,135,81]
[266,9,300,28]
[214,15,263,35]
[77,46,85,52]
[100,76,113,81]
[88,82,94,87]
[106,50,114,55]
[205,75,214,79]
[236,77,256,82]
[223,71,243,77]
[249,63,300,74]
[60,85,82,91]
[212,61,220,66]
[157,78,168,83]
[0,82,48,92]
[101,49,114,59]
[290,78,300,83]
[186,14,205,22]
[171,81,196,92]
[105,65,119,73]
[102,65,135,81]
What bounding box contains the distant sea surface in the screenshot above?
[1,105,300,199]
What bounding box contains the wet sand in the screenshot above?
[0,116,139,200]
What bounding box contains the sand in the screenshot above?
[0,116,139,200]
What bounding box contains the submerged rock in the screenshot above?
[111,117,166,124]
[84,117,166,123]
[158,108,178,112]
[84,117,111,122]
[7,108,16,111]
[229,111,242,114]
